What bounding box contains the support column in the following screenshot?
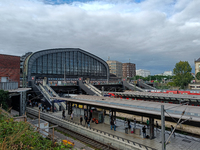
[111,109,113,120]
[161,105,166,150]
[68,102,70,115]
[114,111,116,120]
[87,105,88,117]
[52,101,55,113]
[70,102,72,114]
[149,117,154,139]
[19,91,26,116]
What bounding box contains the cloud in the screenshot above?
[0,0,199,75]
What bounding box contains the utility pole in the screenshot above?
[161,105,166,150]
[134,76,136,91]
[64,64,66,85]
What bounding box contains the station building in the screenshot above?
[22,48,110,86]
[0,54,20,87]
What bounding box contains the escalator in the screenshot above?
[85,83,102,96]
[122,80,145,92]
[78,80,96,95]
[45,84,66,109]
[137,81,156,90]
[35,84,59,111]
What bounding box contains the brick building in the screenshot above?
[0,54,20,86]
[122,63,136,78]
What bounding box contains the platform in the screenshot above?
[50,110,200,150]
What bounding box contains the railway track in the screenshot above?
[27,113,117,150]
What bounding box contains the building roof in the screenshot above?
[195,58,200,62]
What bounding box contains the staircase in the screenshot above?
[137,81,156,90]
[85,83,102,96]
[45,84,66,109]
[122,80,145,92]
[35,84,59,111]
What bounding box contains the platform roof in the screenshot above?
[8,88,31,93]
[51,95,200,126]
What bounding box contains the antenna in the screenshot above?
[108,56,110,61]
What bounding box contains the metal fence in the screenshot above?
[0,82,18,90]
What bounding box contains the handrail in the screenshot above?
[45,84,66,109]
[84,83,102,96]
[37,84,59,110]
[35,84,52,105]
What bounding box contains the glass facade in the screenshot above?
[31,51,107,77]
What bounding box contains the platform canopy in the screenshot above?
[51,95,200,127]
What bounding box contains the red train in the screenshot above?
[147,89,200,95]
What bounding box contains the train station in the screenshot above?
[1,48,200,150]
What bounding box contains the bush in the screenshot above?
[0,110,71,150]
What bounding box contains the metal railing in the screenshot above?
[0,82,18,90]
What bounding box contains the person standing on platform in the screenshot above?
[134,118,136,129]
[156,121,159,132]
[110,119,114,130]
[114,119,116,131]
[125,120,128,134]
[87,119,90,128]
[71,112,73,120]
[62,110,65,119]
[147,119,149,129]
[80,116,83,125]
[171,125,175,137]
[142,126,146,138]
[85,115,88,126]
[128,119,131,129]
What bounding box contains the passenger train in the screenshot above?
[145,89,200,95]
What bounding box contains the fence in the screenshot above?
[0,82,18,90]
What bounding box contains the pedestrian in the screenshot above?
[156,121,159,132]
[35,102,38,107]
[47,107,50,113]
[39,104,42,110]
[87,119,90,128]
[171,125,175,137]
[147,119,149,128]
[114,119,116,131]
[29,102,32,107]
[85,115,88,126]
[70,112,73,120]
[125,120,128,134]
[142,126,146,138]
[110,119,114,130]
[42,106,44,112]
[62,110,65,119]
[128,119,131,129]
[80,116,83,125]
[134,118,136,129]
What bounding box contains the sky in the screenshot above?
[0,0,200,75]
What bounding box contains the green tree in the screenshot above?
[0,90,10,110]
[196,72,200,80]
[173,61,193,89]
